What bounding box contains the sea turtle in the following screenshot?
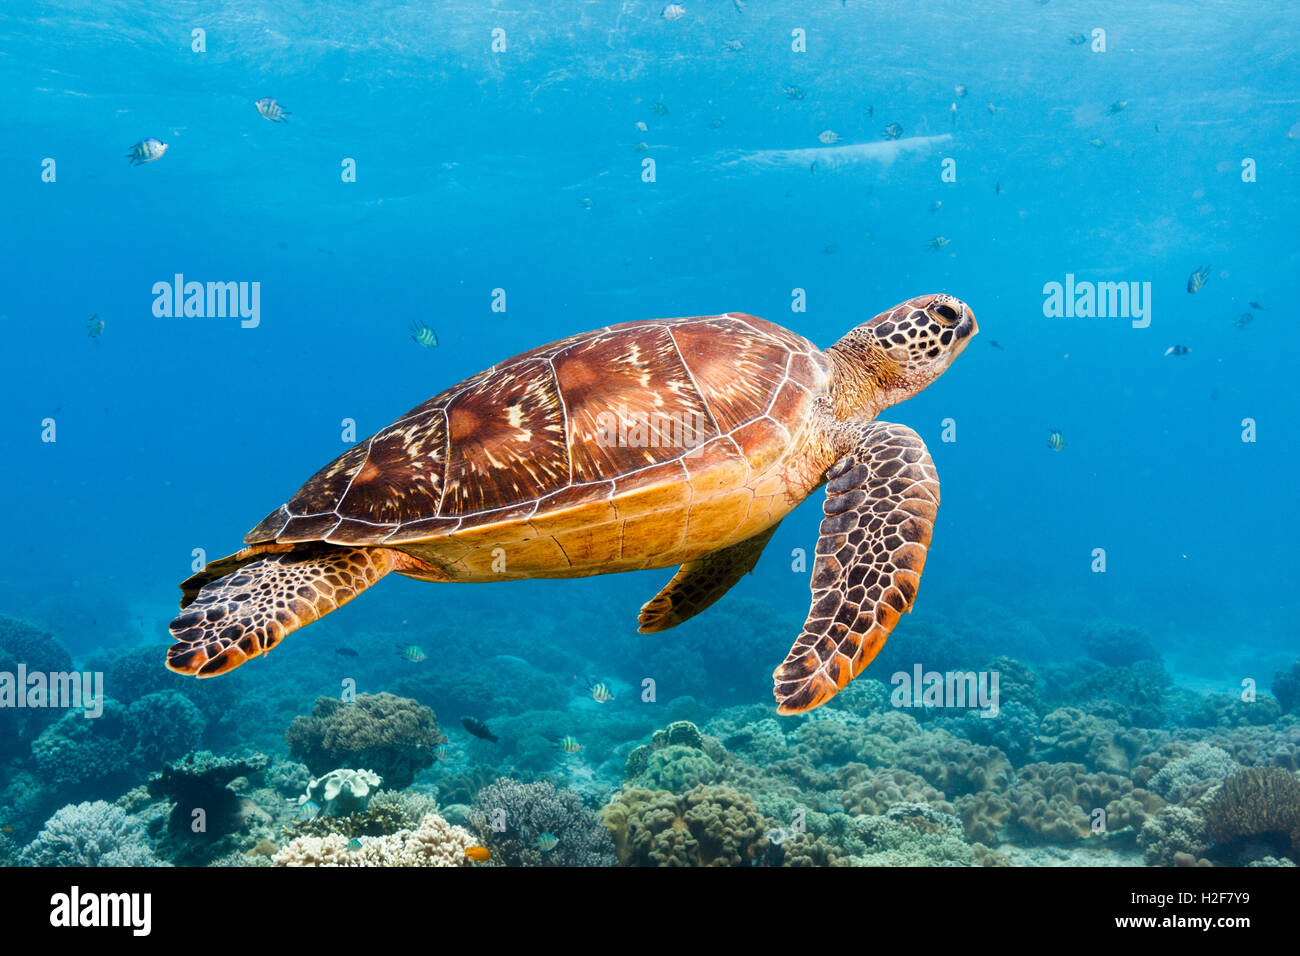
[167,294,977,714]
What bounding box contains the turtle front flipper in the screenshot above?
[637,525,780,633]
[166,546,402,677]
[773,421,939,714]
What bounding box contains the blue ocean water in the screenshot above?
[1,0,1297,869]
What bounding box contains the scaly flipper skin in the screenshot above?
[166,547,400,677]
[773,421,939,714]
[637,524,780,632]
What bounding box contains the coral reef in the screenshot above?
[470,779,616,867]
[1272,661,1300,715]
[146,751,271,865]
[285,693,442,789]
[1081,620,1159,667]
[273,812,475,866]
[601,785,771,866]
[1204,767,1300,862]
[20,801,168,867]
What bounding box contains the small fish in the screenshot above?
[882,123,903,140]
[809,161,817,175]
[579,197,593,209]
[255,97,291,123]
[587,678,616,703]
[989,340,1005,350]
[87,313,104,338]
[734,0,745,11]
[725,39,743,51]
[1087,138,1105,148]
[346,838,363,852]
[396,643,428,663]
[1047,430,1067,452]
[409,321,439,349]
[556,735,583,754]
[635,121,648,132]
[537,833,559,853]
[465,846,491,862]
[1187,265,1211,294]
[1068,33,1087,45]
[784,86,806,101]
[986,102,997,115]
[1154,122,1160,133]
[436,743,449,759]
[1108,100,1128,114]
[950,102,957,125]
[927,236,950,251]
[955,85,968,98]
[1164,345,1191,356]
[651,102,669,115]
[636,142,650,152]
[707,118,725,129]
[1233,313,1254,329]
[929,201,942,213]
[867,104,874,117]
[1249,301,1267,310]
[0,827,13,833]
[661,4,685,21]
[822,245,837,255]
[995,181,1002,194]
[335,647,359,657]
[125,138,167,165]
[462,715,499,742]
[296,800,322,824]
[818,129,841,144]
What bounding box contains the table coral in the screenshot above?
[302,768,382,816]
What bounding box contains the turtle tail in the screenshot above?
[166,546,400,677]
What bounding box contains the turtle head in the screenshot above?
[827,293,977,419]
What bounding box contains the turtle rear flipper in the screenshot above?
[636,524,779,632]
[773,421,939,714]
[166,546,402,677]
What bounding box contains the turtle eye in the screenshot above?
[932,302,960,325]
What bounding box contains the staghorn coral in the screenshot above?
[470,778,615,867]
[600,785,771,866]
[20,801,168,867]
[273,812,475,866]
[1204,767,1300,861]
[285,693,442,789]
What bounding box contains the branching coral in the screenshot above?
[470,778,615,867]
[20,801,168,867]
[285,693,442,789]
[273,812,475,866]
[1137,806,1211,866]
[1148,743,1238,805]
[849,802,975,866]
